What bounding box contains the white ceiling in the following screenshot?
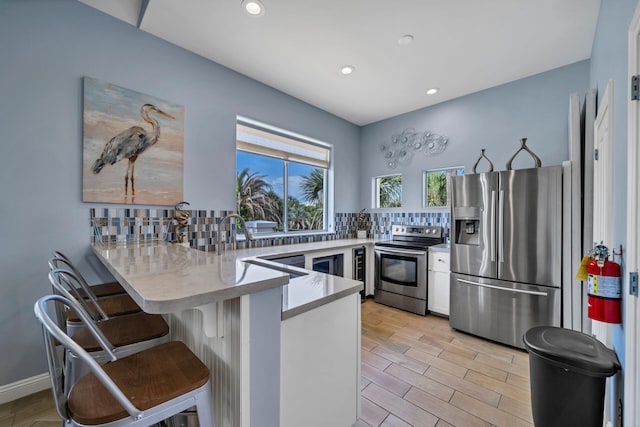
[79,0,601,126]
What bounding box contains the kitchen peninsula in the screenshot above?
[92,239,368,427]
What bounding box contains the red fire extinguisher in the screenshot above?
[587,244,622,324]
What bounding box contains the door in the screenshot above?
[450,172,498,278]
[592,79,615,425]
[592,80,615,348]
[593,80,614,257]
[498,167,562,287]
[626,5,640,424]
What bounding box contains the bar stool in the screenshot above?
[35,294,214,427]
[47,267,141,334]
[51,251,126,298]
[48,256,133,304]
[48,270,170,391]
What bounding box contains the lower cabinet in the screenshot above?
[428,251,451,316]
[280,293,360,427]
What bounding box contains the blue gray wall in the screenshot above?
[589,0,638,380]
[0,0,633,396]
[359,61,590,211]
[0,0,360,386]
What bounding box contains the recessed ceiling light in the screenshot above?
[426,88,439,95]
[242,0,265,16]
[397,35,414,46]
[340,65,355,75]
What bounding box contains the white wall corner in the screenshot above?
[0,373,50,405]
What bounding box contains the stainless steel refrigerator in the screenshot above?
[449,166,562,349]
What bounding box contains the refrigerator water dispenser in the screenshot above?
[453,207,480,246]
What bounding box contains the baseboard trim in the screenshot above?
[0,373,50,404]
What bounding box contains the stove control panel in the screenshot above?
[391,224,443,238]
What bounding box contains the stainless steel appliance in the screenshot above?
[375,225,444,315]
[450,166,562,349]
[353,246,367,301]
[312,254,344,277]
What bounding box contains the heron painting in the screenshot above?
[82,77,184,205]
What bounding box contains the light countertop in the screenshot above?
[92,238,372,318]
[429,243,450,253]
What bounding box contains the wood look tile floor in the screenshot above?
[0,389,58,427]
[357,299,533,427]
[0,299,533,427]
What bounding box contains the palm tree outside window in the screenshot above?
[235,118,332,234]
[373,175,402,208]
[423,167,464,207]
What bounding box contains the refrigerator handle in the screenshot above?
[498,190,504,263]
[456,278,549,297]
[490,190,496,262]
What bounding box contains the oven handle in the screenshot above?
[375,247,427,256]
[456,278,548,296]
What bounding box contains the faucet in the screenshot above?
[217,213,253,255]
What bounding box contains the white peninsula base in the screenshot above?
[280,292,361,427]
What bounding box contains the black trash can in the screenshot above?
[523,326,620,427]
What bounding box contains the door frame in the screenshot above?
[625,3,640,423]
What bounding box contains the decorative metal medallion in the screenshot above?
[380,128,449,169]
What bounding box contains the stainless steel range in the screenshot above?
[374,224,444,315]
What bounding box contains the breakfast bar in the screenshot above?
[91,240,364,427]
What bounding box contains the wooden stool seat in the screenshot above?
[72,312,169,352]
[68,341,210,425]
[48,254,126,299]
[65,294,141,323]
[35,294,214,427]
[76,281,126,299]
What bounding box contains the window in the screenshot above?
[423,166,464,207]
[236,118,332,234]
[373,174,402,208]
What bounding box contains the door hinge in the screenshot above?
[633,75,640,100]
[594,148,599,161]
[630,272,638,296]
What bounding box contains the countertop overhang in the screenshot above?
[92,238,373,317]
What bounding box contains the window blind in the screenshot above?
[236,123,330,169]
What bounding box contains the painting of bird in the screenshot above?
[91,103,175,199]
[82,77,184,205]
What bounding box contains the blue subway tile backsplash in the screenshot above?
[91,208,450,250]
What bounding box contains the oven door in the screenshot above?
[374,246,427,300]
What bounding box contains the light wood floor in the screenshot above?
[356,299,533,427]
[0,389,58,427]
[0,299,533,427]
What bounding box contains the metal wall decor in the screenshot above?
[472,149,494,173]
[506,137,542,170]
[380,128,449,169]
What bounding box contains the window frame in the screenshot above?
[422,166,464,208]
[372,173,403,209]
[236,116,334,235]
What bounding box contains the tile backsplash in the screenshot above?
[90,208,341,252]
[90,208,450,250]
[335,211,451,239]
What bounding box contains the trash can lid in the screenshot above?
[523,326,621,377]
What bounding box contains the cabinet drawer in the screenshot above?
[429,251,450,272]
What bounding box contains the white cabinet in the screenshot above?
[280,293,360,427]
[428,250,450,316]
